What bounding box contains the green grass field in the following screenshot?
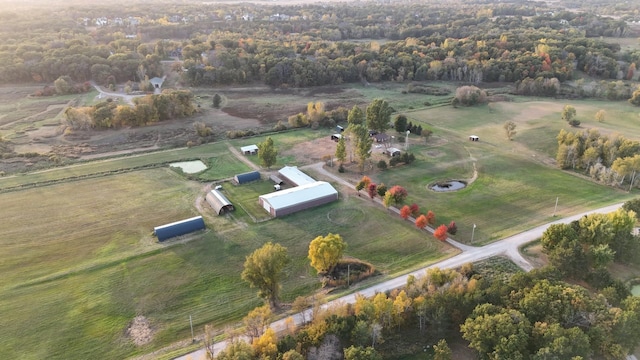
[373,99,638,244]
[4,92,640,359]
[0,167,452,359]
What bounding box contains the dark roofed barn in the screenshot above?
[154,216,205,242]
[206,189,234,215]
[234,171,261,184]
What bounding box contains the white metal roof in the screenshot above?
[240,144,258,152]
[278,166,316,186]
[259,181,337,210]
[209,189,231,207]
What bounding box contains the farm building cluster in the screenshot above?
[155,148,339,241]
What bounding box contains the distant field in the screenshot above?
[600,36,640,51]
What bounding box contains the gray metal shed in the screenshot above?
[206,189,235,215]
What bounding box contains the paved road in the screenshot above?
[174,163,626,360]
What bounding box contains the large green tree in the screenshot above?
[335,135,347,165]
[461,304,532,360]
[394,114,408,133]
[257,137,278,169]
[347,105,365,127]
[308,233,347,274]
[241,242,290,309]
[366,99,392,133]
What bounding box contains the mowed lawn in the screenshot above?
[0,168,453,359]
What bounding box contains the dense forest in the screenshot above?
[0,0,639,90]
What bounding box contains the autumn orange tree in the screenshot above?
[400,205,411,219]
[415,214,428,229]
[426,210,435,225]
[356,176,371,193]
[434,225,448,241]
[387,185,408,205]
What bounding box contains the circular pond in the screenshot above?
[429,180,467,192]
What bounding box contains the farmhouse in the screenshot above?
[234,171,261,184]
[154,216,205,242]
[373,133,390,143]
[206,189,234,215]
[240,144,259,155]
[259,181,338,217]
[278,166,316,186]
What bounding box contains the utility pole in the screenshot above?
[553,197,559,217]
[471,224,476,243]
[347,264,350,288]
[189,315,194,342]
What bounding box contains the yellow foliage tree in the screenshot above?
[308,233,347,274]
[252,327,278,359]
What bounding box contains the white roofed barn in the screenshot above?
[259,181,338,217]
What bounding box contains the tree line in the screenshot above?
[556,128,640,189]
[225,262,640,359]
[1,1,639,89]
[63,90,195,129]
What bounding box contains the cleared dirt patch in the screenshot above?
[126,316,155,346]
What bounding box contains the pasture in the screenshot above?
[3,87,640,359]
[372,99,637,244]
[0,167,453,359]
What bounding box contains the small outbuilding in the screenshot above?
[331,134,343,142]
[234,171,261,184]
[241,144,259,155]
[154,216,205,242]
[385,147,402,157]
[270,174,284,185]
[469,135,479,141]
[149,77,165,89]
[206,189,235,215]
[259,181,338,217]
